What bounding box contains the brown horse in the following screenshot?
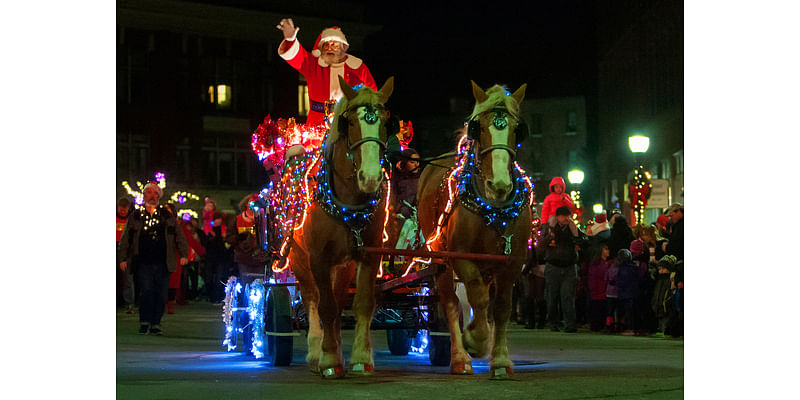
[417,81,532,379]
[284,75,394,378]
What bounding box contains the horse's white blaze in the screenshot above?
[489,120,512,189]
[357,107,382,191]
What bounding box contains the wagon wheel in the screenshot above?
[265,286,293,366]
[428,302,451,366]
[242,283,253,356]
[386,309,416,356]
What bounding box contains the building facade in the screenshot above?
[594,0,684,223]
[116,0,379,212]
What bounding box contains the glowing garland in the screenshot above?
[247,280,266,359]
[222,277,243,352]
[251,115,329,164]
[121,172,201,213]
[455,146,531,233]
[629,165,652,225]
[404,135,536,275]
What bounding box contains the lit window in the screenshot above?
[298,84,309,116]
[208,84,232,108]
[217,84,231,108]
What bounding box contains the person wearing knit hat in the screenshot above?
[276,18,377,126]
[651,255,678,337]
[118,181,189,335]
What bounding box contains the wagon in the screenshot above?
[220,189,509,368]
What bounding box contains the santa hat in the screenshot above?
[595,214,607,224]
[657,214,669,227]
[143,181,163,197]
[311,27,349,57]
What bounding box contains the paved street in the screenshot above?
[117,302,683,399]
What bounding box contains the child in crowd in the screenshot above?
[587,245,611,331]
[604,252,620,332]
[616,249,639,335]
[651,255,678,337]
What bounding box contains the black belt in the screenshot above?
[310,100,326,113]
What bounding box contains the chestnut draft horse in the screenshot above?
[283,76,395,378]
[417,81,532,379]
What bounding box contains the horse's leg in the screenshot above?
[454,259,491,358]
[349,256,380,375]
[310,254,345,378]
[289,248,322,373]
[332,261,355,368]
[489,269,515,379]
[438,265,473,374]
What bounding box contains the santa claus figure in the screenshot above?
[276,18,377,126]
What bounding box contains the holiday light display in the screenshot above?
[121,172,202,213]
[251,115,329,165]
[247,281,266,359]
[629,165,652,225]
[404,134,535,276]
[222,277,243,352]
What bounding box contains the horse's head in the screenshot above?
[467,81,527,203]
[330,76,395,194]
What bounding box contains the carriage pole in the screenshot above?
[363,247,509,263]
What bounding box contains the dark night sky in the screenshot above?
[185,0,598,118]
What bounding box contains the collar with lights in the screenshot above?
[314,143,384,247]
[455,146,531,234]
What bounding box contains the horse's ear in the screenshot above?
[339,75,358,100]
[511,83,527,105]
[378,76,394,104]
[471,80,488,104]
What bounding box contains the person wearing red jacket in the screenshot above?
[276,19,377,126]
[117,197,134,313]
[540,177,577,226]
[164,205,206,314]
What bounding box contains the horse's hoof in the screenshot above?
[308,360,320,375]
[450,362,474,375]
[321,365,345,379]
[489,367,514,380]
[349,363,374,376]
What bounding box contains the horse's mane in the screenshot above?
[468,85,521,121]
[326,87,382,146]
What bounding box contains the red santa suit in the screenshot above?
[278,26,377,126]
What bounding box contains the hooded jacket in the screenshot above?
[616,249,639,300]
[540,177,577,226]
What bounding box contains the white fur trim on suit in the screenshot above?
[329,61,345,101]
[278,39,300,60]
[317,54,362,69]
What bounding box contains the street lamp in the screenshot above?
[628,135,650,153]
[628,134,651,225]
[567,169,584,224]
[592,203,604,215]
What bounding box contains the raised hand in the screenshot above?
[276,18,299,40]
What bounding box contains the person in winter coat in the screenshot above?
[163,204,206,314]
[630,238,655,334]
[542,206,585,333]
[651,255,678,337]
[607,215,636,257]
[226,194,263,279]
[586,245,611,331]
[540,177,577,226]
[665,203,684,262]
[117,197,134,313]
[118,182,189,335]
[205,211,233,303]
[615,249,639,335]
[604,254,620,332]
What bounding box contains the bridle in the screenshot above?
[472,107,522,160]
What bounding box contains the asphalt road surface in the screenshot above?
[117,302,683,399]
